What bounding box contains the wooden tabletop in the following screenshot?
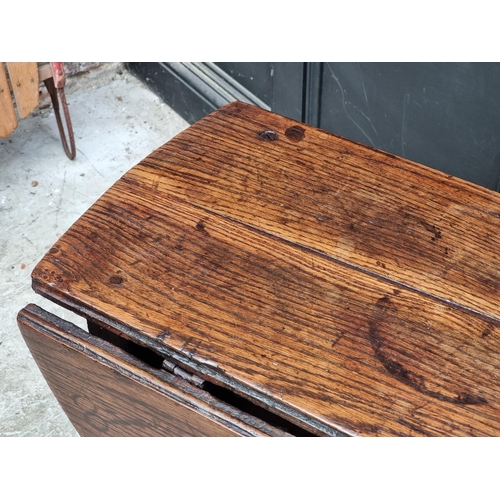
[32,101,500,436]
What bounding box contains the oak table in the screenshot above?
[18,102,500,436]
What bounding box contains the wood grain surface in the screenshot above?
[18,304,294,437]
[6,62,39,119]
[130,101,500,321]
[31,102,500,436]
[0,63,17,137]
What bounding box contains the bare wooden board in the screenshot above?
[6,62,39,119]
[0,63,17,137]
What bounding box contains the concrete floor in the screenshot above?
[0,63,189,436]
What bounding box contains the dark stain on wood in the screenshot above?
[195,219,210,236]
[285,126,305,142]
[481,326,492,338]
[420,220,442,241]
[369,294,488,406]
[109,275,124,285]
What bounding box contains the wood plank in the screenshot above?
[31,184,500,436]
[37,63,52,83]
[0,63,17,137]
[18,304,281,437]
[128,101,500,322]
[6,62,39,119]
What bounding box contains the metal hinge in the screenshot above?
[162,358,205,388]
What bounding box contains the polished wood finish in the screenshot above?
[129,101,500,320]
[28,102,500,436]
[18,304,295,436]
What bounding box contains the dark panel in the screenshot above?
[215,62,304,121]
[128,62,500,189]
[127,62,270,124]
[127,62,213,123]
[128,62,304,124]
[271,63,304,121]
[319,63,500,190]
[216,62,274,106]
[303,62,323,127]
